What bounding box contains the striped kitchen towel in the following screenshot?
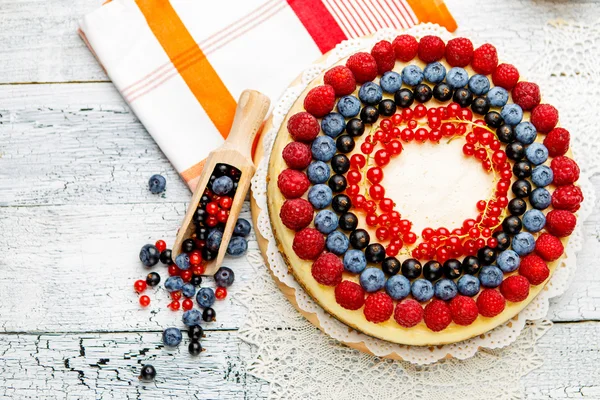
[79,0,456,190]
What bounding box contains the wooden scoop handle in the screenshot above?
[223,90,270,155]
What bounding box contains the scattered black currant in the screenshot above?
[349,229,370,249]
[493,231,511,251]
[414,83,433,103]
[336,135,355,153]
[139,365,156,382]
[360,106,379,124]
[331,154,350,174]
[502,216,523,234]
[331,194,352,214]
[443,259,462,279]
[365,243,385,264]
[423,260,443,281]
[146,272,161,287]
[508,198,527,216]
[512,179,532,198]
[506,141,525,161]
[471,96,490,115]
[452,87,473,107]
[462,256,481,275]
[432,82,453,102]
[382,257,401,275]
[339,212,358,231]
[513,161,533,179]
[395,88,414,108]
[189,341,202,356]
[328,174,347,193]
[345,118,365,137]
[477,246,497,265]
[401,258,422,280]
[484,111,503,128]
[378,99,397,116]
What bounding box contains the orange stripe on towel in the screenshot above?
[135,0,237,138]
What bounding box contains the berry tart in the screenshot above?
[265,33,583,346]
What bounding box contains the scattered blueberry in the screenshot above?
[423,62,446,84]
[311,136,336,162]
[411,279,434,302]
[487,86,509,107]
[358,82,383,105]
[457,274,480,297]
[206,229,223,253]
[321,113,346,138]
[343,249,367,273]
[308,184,333,209]
[515,122,537,144]
[532,165,554,187]
[165,276,184,292]
[307,161,331,184]
[314,210,338,234]
[212,176,233,196]
[446,67,469,89]
[380,71,402,93]
[479,265,503,288]
[139,244,160,267]
[326,230,350,255]
[214,266,235,287]
[401,65,424,86]
[530,187,551,210]
[434,279,458,301]
[337,95,361,118]
[162,327,183,347]
[182,283,196,298]
[385,275,411,300]
[360,268,386,292]
[468,74,490,95]
[523,209,546,232]
[226,236,248,257]
[500,104,523,126]
[512,232,536,256]
[148,174,166,194]
[182,309,202,326]
[526,143,549,165]
[175,253,191,270]
[233,218,251,237]
[496,250,521,273]
[196,287,216,308]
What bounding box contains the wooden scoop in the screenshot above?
[172,90,270,275]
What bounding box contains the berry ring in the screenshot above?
[265,33,583,346]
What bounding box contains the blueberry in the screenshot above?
[165,276,184,292]
[307,161,330,184]
[380,71,402,93]
[479,265,503,288]
[139,244,160,267]
[359,268,386,292]
[148,174,166,194]
[337,95,361,118]
[212,176,234,196]
[233,218,251,237]
[358,82,383,105]
[512,232,536,256]
[530,187,551,210]
[182,309,202,326]
[214,266,235,287]
[487,86,509,107]
[411,279,434,302]
[500,104,523,126]
[343,249,366,273]
[162,327,182,347]
[523,209,546,233]
[313,210,338,234]
[175,253,191,270]
[226,236,248,257]
[401,65,424,86]
[207,229,223,253]
[434,279,458,301]
[325,231,349,255]
[421,61,446,84]
[468,74,490,95]
[526,143,549,165]
[446,67,469,89]
[497,250,521,273]
[311,136,336,162]
[532,165,553,187]
[385,275,411,300]
[182,283,196,298]
[515,122,537,144]
[308,184,333,209]
[196,287,215,308]
[457,275,480,297]
[321,113,346,138]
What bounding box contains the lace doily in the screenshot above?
[238,23,597,396]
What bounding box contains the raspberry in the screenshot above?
[423,299,452,332]
[304,85,336,118]
[535,233,564,262]
[311,252,344,286]
[287,112,320,142]
[279,198,314,231]
[324,65,356,96]
[417,35,445,63]
[545,209,577,237]
[492,63,520,90]
[335,280,365,310]
[544,127,570,157]
[448,295,477,326]
[292,228,325,260]
[394,299,423,327]
[551,156,580,186]
[371,40,395,74]
[476,289,505,317]
[531,104,559,133]
[512,81,541,111]
[392,34,418,62]
[519,254,550,285]
[552,185,584,212]
[363,292,394,323]
[444,37,473,67]
[472,43,498,75]
[277,169,310,199]
[346,52,378,83]
[500,275,530,302]
[282,142,312,170]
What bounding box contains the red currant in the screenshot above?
[428,129,442,142]
[441,123,456,137]
[171,291,182,301]
[168,264,180,276]
[350,154,366,169]
[386,244,399,257]
[379,198,394,212]
[422,227,435,240]
[400,128,414,142]
[180,270,192,282]
[399,219,412,234]
[374,150,390,167]
[347,170,361,185]
[206,201,219,215]
[369,184,385,200]
[217,209,229,223]
[192,264,205,275]
[139,295,150,307]
[402,108,413,121]
[205,215,218,227]
[380,119,392,132]
[366,213,378,227]
[189,250,202,266]
[404,232,417,244]
[376,227,389,241]
[428,116,441,130]
[155,240,166,253]
[366,167,383,184]
[346,184,360,196]
[487,238,498,248]
[386,139,403,155]
[392,114,402,125]
[360,142,374,155]
[219,196,233,210]
[134,280,147,293]
[414,104,427,119]
[169,300,181,311]
[182,298,194,311]
[215,287,228,300]
[463,144,475,156]
[353,194,366,209]
[415,128,428,142]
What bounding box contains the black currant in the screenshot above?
[508,198,527,216]
[349,229,370,249]
[146,272,161,287]
[394,88,414,108]
[328,174,347,193]
[346,118,365,137]
[331,194,352,214]
[378,99,397,116]
[496,125,515,143]
[443,259,462,279]
[331,154,350,174]
[201,247,215,261]
[160,249,173,264]
[502,215,523,234]
[202,307,216,322]
[336,135,355,153]
[484,111,504,128]
[477,246,497,265]
[506,141,525,161]
[493,231,511,251]
[471,96,490,115]
[360,106,379,124]
[414,83,433,103]
[432,82,453,102]
[512,179,532,198]
[196,227,209,241]
[215,163,228,177]
[365,243,385,264]
[339,212,358,231]
[401,258,422,280]
[189,341,202,356]
[190,274,202,286]
[462,256,481,275]
[188,325,204,340]
[513,161,533,179]
[423,260,443,281]
[382,257,401,275]
[199,194,211,207]
[182,238,195,253]
[139,365,156,382]
[453,87,473,107]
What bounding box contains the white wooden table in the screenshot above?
[0,0,599,398]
